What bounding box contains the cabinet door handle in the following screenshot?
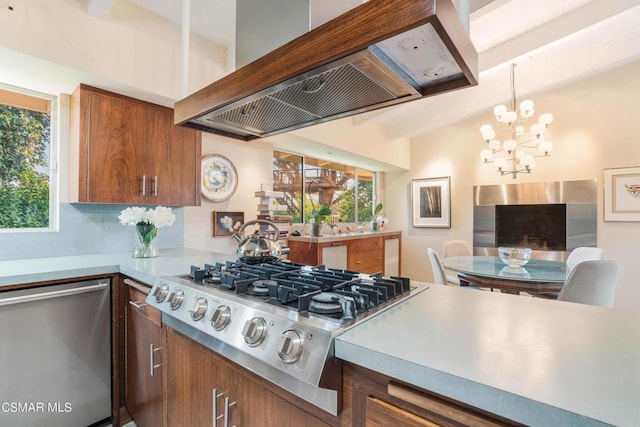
[128,300,147,309]
[149,344,161,376]
[388,382,500,426]
[151,176,158,197]
[141,175,147,196]
[212,388,224,427]
[224,396,237,427]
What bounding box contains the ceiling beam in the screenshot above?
[479,0,640,72]
[373,0,640,140]
[86,0,113,20]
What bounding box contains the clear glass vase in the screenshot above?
[310,223,323,237]
[134,224,159,258]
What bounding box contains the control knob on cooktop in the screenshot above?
[153,284,169,303]
[210,305,231,330]
[242,317,267,347]
[278,329,304,363]
[189,297,208,321]
[167,289,184,310]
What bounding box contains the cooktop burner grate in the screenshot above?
[185,261,413,322]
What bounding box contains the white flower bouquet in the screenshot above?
[118,206,176,228]
[371,203,389,231]
[119,206,175,257]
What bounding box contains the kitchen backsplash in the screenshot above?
[0,203,184,260]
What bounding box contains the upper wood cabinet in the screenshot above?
[69,84,201,206]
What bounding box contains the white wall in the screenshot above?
[184,135,273,255]
[0,0,227,101]
[291,119,412,171]
[387,60,640,310]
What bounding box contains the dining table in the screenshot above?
[442,256,570,298]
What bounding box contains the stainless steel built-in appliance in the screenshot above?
[0,279,111,427]
[145,260,428,415]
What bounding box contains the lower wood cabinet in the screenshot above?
[288,232,402,275]
[342,362,520,427]
[364,396,436,427]
[125,280,165,427]
[166,327,331,427]
[347,236,384,274]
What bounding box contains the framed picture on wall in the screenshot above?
[411,177,451,228]
[604,166,640,221]
[213,211,244,237]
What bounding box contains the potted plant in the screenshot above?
[310,204,332,237]
[370,203,389,231]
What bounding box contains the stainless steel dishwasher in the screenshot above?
[0,279,111,427]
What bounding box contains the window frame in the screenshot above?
[273,149,376,224]
[0,83,58,233]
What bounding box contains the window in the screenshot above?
[273,150,375,223]
[272,151,304,222]
[0,84,57,231]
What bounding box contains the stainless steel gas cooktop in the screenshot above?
[145,260,428,415]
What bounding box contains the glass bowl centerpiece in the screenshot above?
[498,247,532,268]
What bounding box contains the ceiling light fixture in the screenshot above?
[479,63,554,179]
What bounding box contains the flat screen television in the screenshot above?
[495,204,566,251]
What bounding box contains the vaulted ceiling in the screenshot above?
[122,0,640,142]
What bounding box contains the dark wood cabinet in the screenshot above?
[166,326,219,426]
[347,236,384,274]
[288,232,402,275]
[342,362,519,427]
[125,280,165,427]
[70,84,201,206]
[166,327,331,427]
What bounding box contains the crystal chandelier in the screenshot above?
[479,63,554,179]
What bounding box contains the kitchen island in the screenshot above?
[336,284,640,426]
[1,250,638,426]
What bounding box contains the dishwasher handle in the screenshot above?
[0,281,109,307]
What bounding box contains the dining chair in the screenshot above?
[443,240,472,285]
[427,248,447,285]
[557,260,619,307]
[566,247,604,270]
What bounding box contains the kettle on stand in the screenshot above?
[232,219,282,264]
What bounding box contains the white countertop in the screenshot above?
[0,248,232,287]
[287,229,400,244]
[336,284,640,426]
[2,250,638,425]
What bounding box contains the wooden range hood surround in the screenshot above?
[175,0,478,141]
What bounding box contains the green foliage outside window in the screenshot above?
[273,150,374,224]
[0,104,50,228]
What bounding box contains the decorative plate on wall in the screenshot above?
[201,154,238,202]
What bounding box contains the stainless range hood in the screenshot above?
[175,0,478,140]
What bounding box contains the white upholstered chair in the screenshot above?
[566,247,604,270]
[427,248,447,286]
[557,260,619,307]
[443,240,472,285]
[444,240,472,257]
